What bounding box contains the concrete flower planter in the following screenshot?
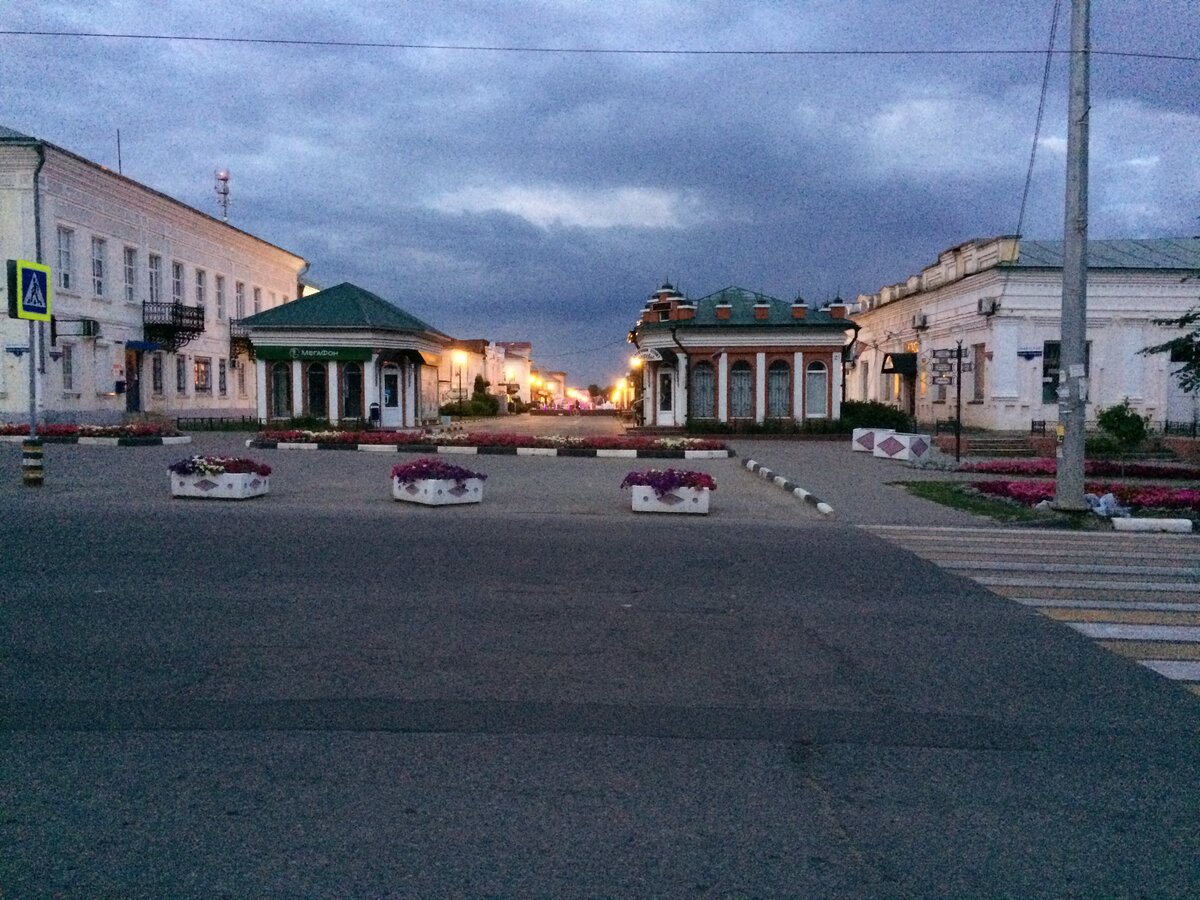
[872,432,933,462]
[852,427,894,453]
[171,472,270,500]
[393,477,484,506]
[630,485,711,514]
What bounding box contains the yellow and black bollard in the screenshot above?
[22,438,44,486]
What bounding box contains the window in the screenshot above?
[194,357,212,393]
[172,262,184,303]
[91,237,106,296]
[124,248,138,303]
[1042,340,1091,404]
[658,372,673,412]
[56,227,73,290]
[176,355,187,394]
[61,344,74,391]
[307,363,327,418]
[195,269,206,315]
[342,362,363,418]
[689,362,715,419]
[767,360,790,418]
[729,361,753,418]
[253,287,262,314]
[148,255,162,302]
[215,276,226,320]
[805,361,829,418]
[271,362,291,418]
[972,343,986,401]
[237,361,246,398]
[235,282,245,319]
[151,354,164,394]
[218,358,227,396]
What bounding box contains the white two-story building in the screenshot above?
[0,124,308,424]
[849,236,1200,431]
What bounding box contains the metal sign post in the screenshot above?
[955,340,964,462]
[7,258,52,484]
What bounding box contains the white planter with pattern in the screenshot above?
[851,427,894,453]
[171,472,270,499]
[871,432,933,462]
[630,485,711,514]
[393,477,484,506]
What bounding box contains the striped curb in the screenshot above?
[0,434,191,446]
[743,458,834,515]
[246,439,733,460]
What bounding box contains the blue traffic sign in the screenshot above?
[7,259,52,321]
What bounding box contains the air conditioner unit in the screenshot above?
[977,297,999,316]
[80,319,100,337]
[911,313,928,329]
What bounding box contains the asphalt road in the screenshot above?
[2,436,1199,897]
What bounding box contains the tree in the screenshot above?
[1140,305,1200,392]
[587,383,602,400]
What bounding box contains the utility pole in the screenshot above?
[1055,0,1090,511]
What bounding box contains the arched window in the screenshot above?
[729,361,753,418]
[270,362,291,419]
[767,360,790,418]
[342,362,363,419]
[689,362,715,419]
[805,361,828,418]
[306,363,327,419]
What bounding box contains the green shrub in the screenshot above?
[1096,399,1150,454]
[839,401,914,432]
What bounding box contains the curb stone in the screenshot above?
[743,458,834,515]
[246,439,734,460]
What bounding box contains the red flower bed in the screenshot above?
[961,459,1200,480]
[972,479,1200,511]
[0,422,182,437]
[258,429,728,451]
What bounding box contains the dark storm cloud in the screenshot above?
[3,0,1197,383]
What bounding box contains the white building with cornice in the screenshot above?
[0,125,308,424]
[848,235,1200,431]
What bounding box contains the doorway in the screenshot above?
[381,363,402,428]
[124,348,142,413]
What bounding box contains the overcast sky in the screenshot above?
[4,1,1198,385]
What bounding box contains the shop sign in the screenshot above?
[255,346,372,362]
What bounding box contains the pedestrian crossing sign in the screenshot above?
[7,259,52,322]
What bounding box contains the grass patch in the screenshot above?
[896,481,1099,528]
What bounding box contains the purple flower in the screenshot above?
[392,457,486,485]
[620,468,717,497]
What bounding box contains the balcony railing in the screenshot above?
[142,301,205,352]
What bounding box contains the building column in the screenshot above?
[831,351,843,420]
[755,352,766,422]
[1116,322,1144,401]
[793,352,804,419]
[327,362,340,424]
[290,360,303,417]
[255,358,268,421]
[676,352,687,425]
[364,353,379,422]
[406,363,418,426]
[717,352,729,422]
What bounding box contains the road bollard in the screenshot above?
[22,438,44,486]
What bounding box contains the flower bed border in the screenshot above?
[0,434,191,447]
[247,439,732,459]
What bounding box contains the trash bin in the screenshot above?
[369,402,380,424]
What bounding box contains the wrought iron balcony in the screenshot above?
[142,301,205,352]
[229,318,253,358]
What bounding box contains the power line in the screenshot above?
[1015,0,1064,239]
[0,29,1196,62]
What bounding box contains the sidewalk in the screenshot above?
[728,437,995,527]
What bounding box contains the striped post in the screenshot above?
[22,438,44,486]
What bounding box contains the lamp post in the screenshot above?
[452,350,467,418]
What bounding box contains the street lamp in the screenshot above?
[452,350,467,417]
